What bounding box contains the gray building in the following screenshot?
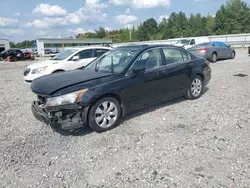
[0,39,10,53]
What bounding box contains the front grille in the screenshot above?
[24,68,31,76]
[37,95,47,104]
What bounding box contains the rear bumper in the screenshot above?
[31,101,89,131]
[191,52,210,60]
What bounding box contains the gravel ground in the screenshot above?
[0,50,250,188]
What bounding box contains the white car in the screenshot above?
[24,46,110,83]
[174,37,209,49]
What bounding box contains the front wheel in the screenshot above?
[185,76,203,100]
[88,97,121,132]
[231,51,235,59]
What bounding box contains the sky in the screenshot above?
[0,0,248,42]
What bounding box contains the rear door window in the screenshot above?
[162,48,191,65]
[213,42,223,47]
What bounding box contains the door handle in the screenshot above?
[157,71,164,75]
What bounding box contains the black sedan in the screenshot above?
[31,45,211,133]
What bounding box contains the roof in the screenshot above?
[115,44,175,50]
[36,38,112,44]
[66,46,111,51]
[0,38,9,41]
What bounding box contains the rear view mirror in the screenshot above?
[72,55,80,61]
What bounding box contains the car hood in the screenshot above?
[27,59,62,69]
[31,70,114,96]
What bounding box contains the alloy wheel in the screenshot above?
[94,101,118,128]
[191,78,202,97]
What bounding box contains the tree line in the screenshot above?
[11,0,250,48]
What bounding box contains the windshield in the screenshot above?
[176,39,190,45]
[52,49,77,60]
[84,48,140,73]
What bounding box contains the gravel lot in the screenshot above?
[0,50,250,188]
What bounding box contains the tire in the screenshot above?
[185,75,203,100]
[231,51,235,59]
[211,52,217,63]
[88,97,121,132]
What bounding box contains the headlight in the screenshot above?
[31,66,47,74]
[45,89,88,107]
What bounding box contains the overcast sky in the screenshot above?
[0,0,244,42]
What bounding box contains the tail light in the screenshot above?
[199,47,207,52]
[205,61,210,66]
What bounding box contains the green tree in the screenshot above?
[215,0,250,34]
[95,27,106,38]
[10,42,15,48]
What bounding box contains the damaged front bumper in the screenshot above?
[31,101,89,131]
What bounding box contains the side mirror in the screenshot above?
[227,45,231,48]
[131,67,145,75]
[72,55,80,61]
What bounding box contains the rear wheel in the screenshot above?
[211,52,217,62]
[185,76,203,100]
[88,97,121,132]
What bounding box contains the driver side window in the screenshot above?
[131,49,162,71]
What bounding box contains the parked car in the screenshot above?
[188,41,235,62]
[45,49,53,54]
[174,37,209,50]
[52,49,60,54]
[24,46,110,83]
[31,44,211,133]
[0,49,23,60]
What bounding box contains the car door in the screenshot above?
[220,42,232,58]
[121,48,164,112]
[212,42,224,59]
[188,39,196,49]
[70,49,96,69]
[159,47,191,99]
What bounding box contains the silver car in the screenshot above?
[188,41,235,62]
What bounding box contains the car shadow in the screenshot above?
[212,58,232,63]
[57,87,210,136]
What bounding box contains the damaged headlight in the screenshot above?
[31,66,48,74]
[46,89,88,107]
